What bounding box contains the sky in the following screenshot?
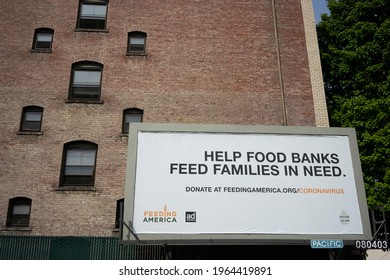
[313,0,330,23]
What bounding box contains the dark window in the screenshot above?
[77,0,108,30]
[60,141,98,186]
[123,108,143,133]
[127,32,147,54]
[115,198,124,228]
[20,106,43,132]
[32,28,54,51]
[6,197,32,227]
[69,61,103,100]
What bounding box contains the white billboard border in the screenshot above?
[121,123,372,245]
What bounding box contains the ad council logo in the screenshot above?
[186,211,196,222]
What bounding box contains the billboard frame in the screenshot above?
[121,123,372,245]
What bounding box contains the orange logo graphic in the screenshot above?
[143,204,177,223]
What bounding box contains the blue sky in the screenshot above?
[313,0,330,23]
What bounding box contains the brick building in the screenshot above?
[0,0,336,259]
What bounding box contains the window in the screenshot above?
[20,106,43,132]
[60,141,98,187]
[69,61,103,101]
[6,197,32,227]
[127,32,147,55]
[31,28,54,51]
[122,108,143,133]
[77,0,108,30]
[115,198,124,228]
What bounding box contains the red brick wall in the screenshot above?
[0,0,315,236]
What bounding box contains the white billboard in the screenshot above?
[122,124,371,244]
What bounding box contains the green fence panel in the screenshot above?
[0,235,162,260]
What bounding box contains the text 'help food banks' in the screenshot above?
[169,150,344,177]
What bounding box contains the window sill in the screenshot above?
[30,49,52,53]
[17,131,43,136]
[126,52,148,57]
[2,227,32,232]
[74,28,109,33]
[65,99,104,104]
[56,186,96,191]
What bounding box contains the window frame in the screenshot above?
[69,61,103,102]
[31,28,54,52]
[6,197,32,227]
[127,31,147,55]
[19,106,43,133]
[76,0,109,31]
[60,141,98,187]
[122,108,143,134]
[115,198,124,229]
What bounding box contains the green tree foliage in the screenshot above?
[317,0,390,210]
